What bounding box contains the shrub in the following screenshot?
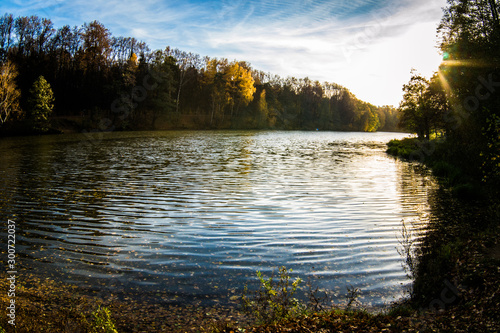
[386,138,421,159]
[89,306,118,333]
[242,266,304,325]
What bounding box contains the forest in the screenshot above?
[395,0,500,188]
[0,13,399,134]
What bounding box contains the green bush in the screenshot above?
[386,138,421,159]
[89,306,118,333]
[242,266,304,325]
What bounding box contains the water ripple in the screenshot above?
[0,131,435,307]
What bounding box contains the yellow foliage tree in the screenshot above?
[123,52,138,88]
[225,62,256,116]
[0,61,22,126]
[203,58,256,126]
[128,52,138,66]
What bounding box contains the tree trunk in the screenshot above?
[176,85,181,114]
[176,70,185,114]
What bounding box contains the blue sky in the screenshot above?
[1,0,447,106]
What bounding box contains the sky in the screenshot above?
[1,0,448,106]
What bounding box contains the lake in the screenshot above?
[0,130,436,308]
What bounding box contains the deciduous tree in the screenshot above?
[80,20,111,73]
[0,60,21,125]
[139,50,176,128]
[399,71,432,139]
[28,75,54,132]
[0,14,14,61]
[225,61,256,117]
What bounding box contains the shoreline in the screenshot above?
[0,115,409,139]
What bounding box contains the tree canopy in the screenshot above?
[398,0,500,185]
[0,13,400,134]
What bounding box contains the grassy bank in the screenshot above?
[0,273,250,332]
[386,137,488,199]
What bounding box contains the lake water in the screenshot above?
[0,131,435,308]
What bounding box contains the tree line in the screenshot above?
[0,13,399,134]
[397,0,499,186]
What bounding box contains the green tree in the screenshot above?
[0,60,21,126]
[437,0,500,183]
[377,106,399,132]
[166,48,202,114]
[439,0,500,57]
[257,88,268,128]
[424,73,449,136]
[28,75,54,132]
[399,71,440,139]
[202,58,228,126]
[139,49,176,128]
[362,108,380,132]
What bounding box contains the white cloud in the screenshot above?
[190,0,446,106]
[1,0,447,105]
